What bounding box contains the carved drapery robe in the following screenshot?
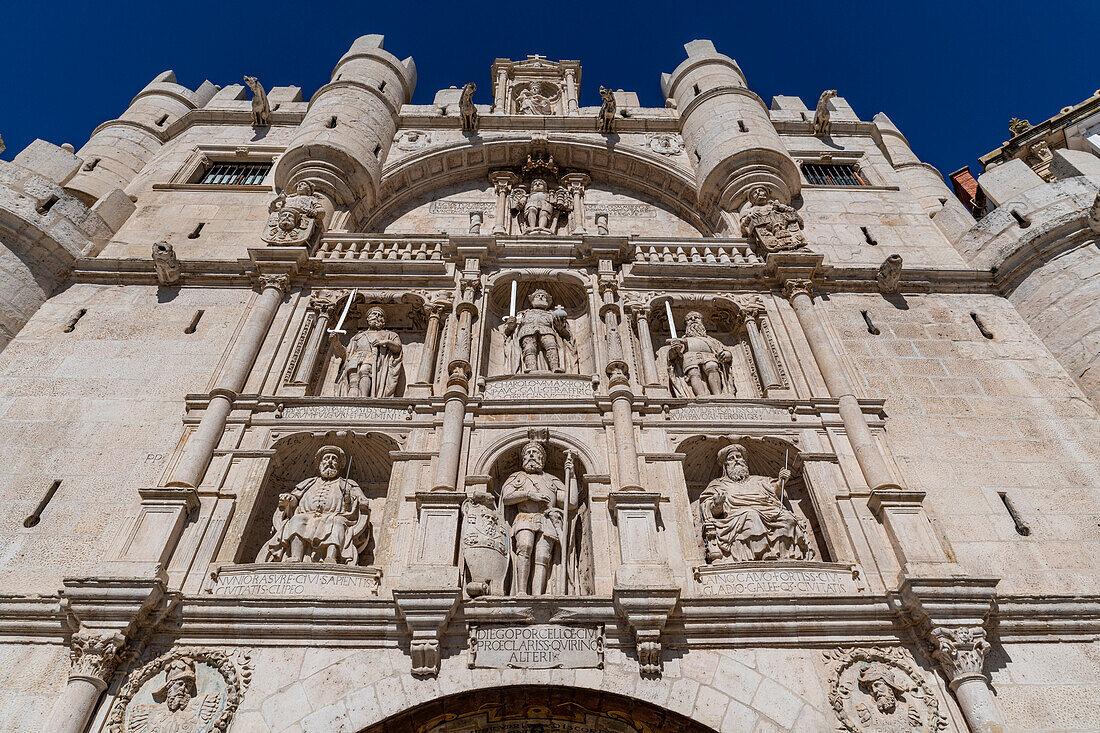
[699,474,812,561]
[337,327,404,397]
[261,476,370,564]
[657,333,734,397]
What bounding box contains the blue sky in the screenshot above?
[1,0,1097,179]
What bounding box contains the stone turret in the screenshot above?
[274,34,416,228]
[662,40,800,211]
[65,71,218,206]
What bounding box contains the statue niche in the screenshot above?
[329,305,404,398]
[504,155,575,235]
[483,278,594,378]
[461,441,594,597]
[653,303,756,398]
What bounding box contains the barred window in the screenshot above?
[198,162,272,186]
[803,163,866,186]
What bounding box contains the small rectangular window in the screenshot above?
[803,163,866,186]
[198,162,272,186]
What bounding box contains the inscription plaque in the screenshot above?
[694,561,861,597]
[669,403,789,422]
[209,563,382,599]
[469,624,603,669]
[279,404,409,422]
[429,201,496,214]
[482,375,594,401]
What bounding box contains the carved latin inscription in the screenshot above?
[469,624,603,669]
[694,561,861,596]
[210,564,381,599]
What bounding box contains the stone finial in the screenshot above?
[243,76,273,127]
[597,86,617,134]
[152,241,181,286]
[459,82,478,133]
[1008,117,1031,136]
[813,90,837,137]
[876,254,903,294]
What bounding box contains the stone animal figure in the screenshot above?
[151,241,181,286]
[243,76,272,127]
[813,89,837,137]
[877,254,903,294]
[597,86,616,133]
[460,82,478,133]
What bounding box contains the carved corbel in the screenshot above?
[613,587,679,676]
[151,242,181,287]
[393,589,462,677]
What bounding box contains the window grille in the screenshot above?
[198,162,272,186]
[803,163,866,186]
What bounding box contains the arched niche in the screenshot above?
[480,271,595,378]
[676,434,831,562]
[463,435,596,597]
[648,296,761,397]
[236,430,400,566]
[358,685,720,733]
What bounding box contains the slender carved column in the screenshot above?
[783,278,896,491]
[600,275,641,491]
[432,275,478,492]
[168,273,289,488]
[414,302,446,386]
[493,67,509,112]
[739,302,782,393]
[564,69,579,114]
[562,173,590,234]
[931,627,1005,733]
[489,172,517,235]
[295,292,337,386]
[628,303,661,387]
[45,631,125,733]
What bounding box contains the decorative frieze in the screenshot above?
[694,561,862,597]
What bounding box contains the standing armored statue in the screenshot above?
[259,445,371,565]
[504,288,573,373]
[663,310,735,397]
[330,306,404,398]
[126,657,218,733]
[740,186,807,254]
[501,441,578,596]
[700,444,812,562]
[509,177,572,234]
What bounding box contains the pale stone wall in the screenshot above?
[988,640,1100,732]
[0,643,69,731]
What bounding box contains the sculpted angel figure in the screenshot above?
[739,186,806,254]
[329,306,404,398]
[509,178,572,234]
[700,444,813,562]
[658,310,734,397]
[504,288,575,373]
[259,445,371,565]
[262,180,325,246]
[126,658,219,733]
[515,82,555,115]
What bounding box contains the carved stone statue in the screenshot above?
[740,186,807,254]
[460,82,478,133]
[125,657,219,733]
[501,442,579,596]
[259,445,371,565]
[243,76,273,127]
[597,86,616,133]
[814,89,837,136]
[262,181,325,247]
[330,306,404,398]
[461,488,509,598]
[515,82,555,115]
[151,241,180,286]
[877,254,903,294]
[504,288,575,373]
[660,310,734,397]
[509,177,572,234]
[700,444,812,562]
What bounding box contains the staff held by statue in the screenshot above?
[559,449,576,595]
[329,288,358,335]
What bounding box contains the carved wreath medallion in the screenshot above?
[107,647,253,733]
[824,647,946,732]
[646,133,684,156]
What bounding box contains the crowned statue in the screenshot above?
[329,305,404,398]
[126,657,219,733]
[262,180,326,247]
[739,186,806,254]
[259,445,371,565]
[659,310,735,397]
[700,443,813,562]
[503,288,576,373]
[509,177,572,234]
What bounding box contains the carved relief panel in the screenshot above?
[491,55,581,116]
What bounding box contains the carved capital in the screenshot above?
[69,631,126,685]
[257,273,290,295]
[489,171,518,194]
[782,278,813,301]
[931,625,991,684]
[308,293,338,317]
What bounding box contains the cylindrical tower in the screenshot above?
[65,71,217,206]
[662,40,800,211]
[274,34,416,227]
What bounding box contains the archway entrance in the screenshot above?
[359,685,719,733]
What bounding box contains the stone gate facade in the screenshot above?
[1,35,1099,733]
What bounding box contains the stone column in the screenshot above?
[432,276,478,493]
[739,302,782,393]
[489,172,517,235]
[562,173,590,234]
[168,273,289,488]
[783,279,896,491]
[44,631,124,733]
[932,627,1005,733]
[600,276,641,492]
[295,293,337,385]
[414,302,446,386]
[564,69,579,115]
[493,67,509,112]
[628,303,660,387]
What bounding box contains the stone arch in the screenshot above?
[472,428,607,479]
[365,135,718,235]
[358,684,720,733]
[235,429,401,564]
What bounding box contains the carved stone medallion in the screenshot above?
[108,647,252,733]
[394,130,432,151]
[646,132,684,156]
[825,647,946,732]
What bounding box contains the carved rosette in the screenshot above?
[824,647,946,732]
[106,647,253,733]
[69,631,126,685]
[930,626,991,684]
